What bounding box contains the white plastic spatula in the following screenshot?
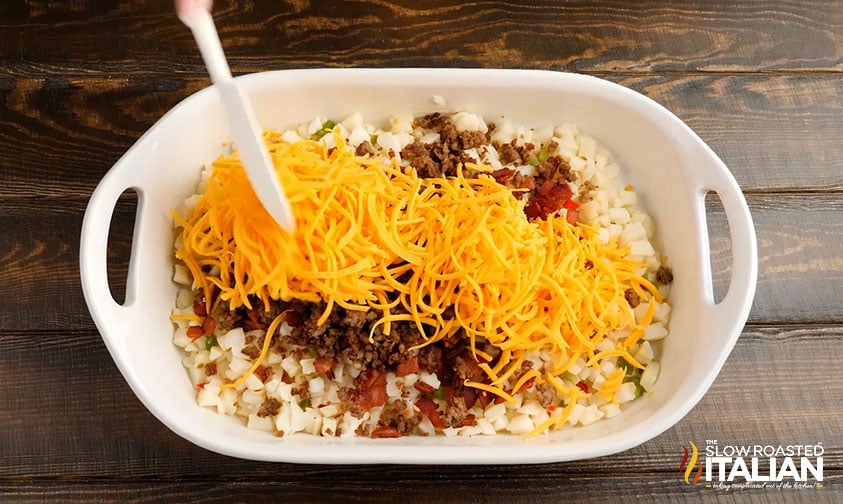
[176,0,296,233]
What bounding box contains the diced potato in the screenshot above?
[643,322,669,341]
[506,414,534,435]
[641,361,660,391]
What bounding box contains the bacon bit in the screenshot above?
[462,386,477,409]
[566,208,579,226]
[414,381,435,394]
[415,397,446,429]
[518,174,536,191]
[524,199,544,219]
[395,356,420,377]
[243,319,267,331]
[283,310,304,327]
[476,390,492,408]
[201,317,216,336]
[371,426,402,438]
[442,335,459,347]
[355,369,388,410]
[576,381,589,393]
[456,414,477,427]
[247,307,261,322]
[515,377,535,394]
[491,168,516,185]
[441,385,456,404]
[187,326,204,340]
[526,180,574,219]
[254,365,268,382]
[193,301,207,317]
[314,356,335,374]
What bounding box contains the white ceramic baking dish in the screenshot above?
[80,69,757,464]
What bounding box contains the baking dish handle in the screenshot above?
[697,164,758,345]
[80,162,142,334]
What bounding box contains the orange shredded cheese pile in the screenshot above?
[174,129,660,406]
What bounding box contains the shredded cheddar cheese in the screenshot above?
[174,129,660,402]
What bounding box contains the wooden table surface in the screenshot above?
[1,1,841,502]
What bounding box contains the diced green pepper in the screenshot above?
[204,335,217,351]
[562,372,579,383]
[312,119,338,139]
[537,145,549,163]
[618,357,645,398]
[298,398,310,411]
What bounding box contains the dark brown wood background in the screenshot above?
[1,1,841,502]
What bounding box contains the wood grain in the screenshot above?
[1,0,842,77]
[0,326,839,479]
[1,74,842,200]
[0,194,840,332]
[0,477,840,503]
[2,0,841,501]
[0,198,135,330]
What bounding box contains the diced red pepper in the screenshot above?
[566,208,579,226]
[196,382,206,389]
[494,388,513,405]
[193,301,207,317]
[395,356,420,377]
[576,381,589,393]
[515,377,535,394]
[563,198,579,210]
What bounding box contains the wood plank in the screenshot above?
[0,326,839,477]
[0,477,839,504]
[0,198,135,331]
[1,74,842,200]
[0,193,840,331]
[1,1,842,76]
